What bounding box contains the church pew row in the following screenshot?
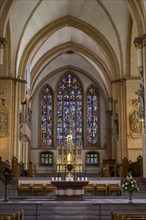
[111,210,146,220]
[18,183,121,196]
[84,183,121,196]
[18,183,56,196]
[0,210,24,220]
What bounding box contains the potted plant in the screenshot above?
[121,172,139,203]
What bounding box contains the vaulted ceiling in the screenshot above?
[0,0,145,98]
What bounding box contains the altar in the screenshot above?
[51,181,89,200]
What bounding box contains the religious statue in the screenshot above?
[129,99,143,137]
[0,99,8,137]
[129,111,139,132]
[135,83,144,117]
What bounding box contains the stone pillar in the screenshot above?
[25,142,29,169]
[143,35,146,177]
[106,107,112,158]
[134,35,146,177]
[112,79,127,163]
[119,79,127,160]
[13,80,19,157]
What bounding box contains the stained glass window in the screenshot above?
[86,87,98,146]
[86,152,98,165]
[41,86,53,146]
[40,152,53,165]
[57,74,82,145]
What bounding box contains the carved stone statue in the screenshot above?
[135,83,144,114]
[0,109,8,137]
[129,111,139,131]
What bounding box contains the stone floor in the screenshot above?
[0,178,146,219]
[0,196,146,220]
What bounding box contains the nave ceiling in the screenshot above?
[0,0,146,99]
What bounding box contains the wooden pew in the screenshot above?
[44,183,56,195]
[84,183,95,196]
[0,216,11,220]
[32,183,44,196]
[0,210,24,220]
[121,214,146,220]
[108,183,121,196]
[111,210,146,220]
[95,183,107,196]
[18,183,31,196]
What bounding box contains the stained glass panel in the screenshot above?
[87,87,98,146]
[57,74,82,145]
[41,86,53,146]
[40,153,53,165]
[86,153,98,165]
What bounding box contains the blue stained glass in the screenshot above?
[41,86,53,146]
[87,87,98,146]
[57,74,82,145]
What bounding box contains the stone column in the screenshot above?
[142,35,146,177]
[119,79,127,160]
[134,35,146,177]
[13,80,19,157]
[25,142,29,170]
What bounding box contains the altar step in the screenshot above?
[0,199,146,220]
[0,178,18,199]
[130,178,146,196]
[0,177,146,199]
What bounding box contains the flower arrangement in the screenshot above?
[121,173,139,193]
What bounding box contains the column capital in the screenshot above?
[134,37,143,49]
[0,37,7,49]
[143,34,146,47]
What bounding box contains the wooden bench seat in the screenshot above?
[18,184,31,196]
[121,214,146,220]
[0,215,12,220]
[95,183,107,196]
[32,183,44,195]
[0,210,24,220]
[84,183,95,195]
[44,184,56,195]
[108,183,121,196]
[111,210,146,220]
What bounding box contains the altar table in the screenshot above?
[51,181,89,200]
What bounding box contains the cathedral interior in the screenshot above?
[0,0,146,219]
